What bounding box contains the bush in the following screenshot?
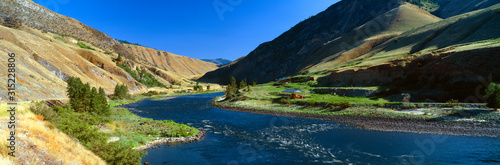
[141,91,159,96]
[90,140,145,165]
[339,101,351,108]
[77,41,95,50]
[444,99,460,108]
[30,101,57,121]
[30,103,145,164]
[193,82,203,91]
[485,83,500,111]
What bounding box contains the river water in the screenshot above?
[125,93,500,164]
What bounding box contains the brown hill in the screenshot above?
[0,25,145,101]
[124,44,218,78]
[297,3,442,74]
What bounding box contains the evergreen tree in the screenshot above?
[98,87,110,116]
[486,83,500,111]
[66,77,109,115]
[230,77,237,91]
[239,80,247,89]
[113,84,129,100]
[207,85,211,91]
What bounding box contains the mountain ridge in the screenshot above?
[200,0,500,84]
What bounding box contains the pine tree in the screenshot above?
[66,77,109,115]
[239,80,247,89]
[230,77,237,91]
[98,87,110,116]
[486,83,500,111]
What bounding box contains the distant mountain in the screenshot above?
[201,58,233,66]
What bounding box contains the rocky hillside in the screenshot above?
[125,44,218,78]
[200,0,500,84]
[0,0,135,59]
[0,0,219,102]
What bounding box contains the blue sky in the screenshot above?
[33,0,338,61]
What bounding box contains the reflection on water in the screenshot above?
[125,93,500,164]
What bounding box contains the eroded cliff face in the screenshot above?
[124,44,218,78]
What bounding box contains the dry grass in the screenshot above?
[0,103,106,165]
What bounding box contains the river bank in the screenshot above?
[134,129,207,151]
[212,103,500,137]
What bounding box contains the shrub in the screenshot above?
[90,140,145,165]
[77,41,95,50]
[402,103,417,109]
[30,101,57,121]
[141,91,159,96]
[193,82,203,91]
[485,83,500,111]
[444,99,460,108]
[339,101,351,108]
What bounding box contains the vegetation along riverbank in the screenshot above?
[22,77,214,164]
[213,77,500,137]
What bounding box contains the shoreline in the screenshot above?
[118,93,212,151]
[134,129,207,151]
[211,103,500,137]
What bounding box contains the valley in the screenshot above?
[1,0,500,164]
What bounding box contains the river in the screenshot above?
[125,93,500,164]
